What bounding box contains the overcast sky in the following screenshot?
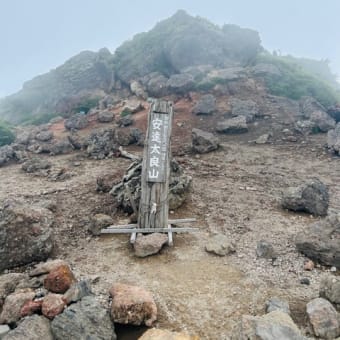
[0,0,339,98]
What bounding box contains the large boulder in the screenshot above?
[35,130,54,142]
[64,113,89,130]
[327,122,340,154]
[85,128,119,159]
[216,116,248,134]
[0,145,15,167]
[229,98,259,122]
[320,275,340,309]
[2,315,53,340]
[51,296,116,340]
[192,128,219,154]
[49,139,74,155]
[166,73,194,94]
[192,94,216,115]
[109,283,157,326]
[122,98,144,114]
[145,73,169,98]
[232,310,305,340]
[281,178,329,216]
[21,157,51,173]
[306,297,340,339]
[98,110,114,123]
[130,80,147,99]
[110,160,192,214]
[295,213,340,267]
[134,233,168,258]
[0,201,54,271]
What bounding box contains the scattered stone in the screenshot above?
[44,265,76,294]
[232,310,305,340]
[327,122,340,155]
[2,315,53,340]
[265,297,290,315]
[20,299,43,317]
[286,135,298,142]
[110,283,157,326]
[86,128,118,159]
[96,174,116,193]
[134,233,168,257]
[30,260,69,278]
[117,114,134,127]
[192,128,219,154]
[63,280,92,305]
[0,325,10,339]
[300,278,310,285]
[306,297,340,339]
[115,127,143,146]
[296,213,340,267]
[304,260,315,271]
[255,133,271,144]
[122,98,144,114]
[205,234,236,256]
[281,178,329,216]
[42,293,66,319]
[98,110,114,123]
[139,328,199,340]
[216,116,248,134]
[35,130,54,142]
[64,113,89,130]
[51,296,116,340]
[21,157,51,173]
[0,289,35,324]
[0,273,27,309]
[192,94,216,115]
[89,214,113,236]
[230,98,259,122]
[0,200,54,271]
[320,275,340,308]
[256,240,277,260]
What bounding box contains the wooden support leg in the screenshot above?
[167,224,173,246]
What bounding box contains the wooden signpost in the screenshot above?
[101,99,197,245]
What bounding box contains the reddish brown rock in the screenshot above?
[304,259,315,271]
[29,259,69,277]
[0,289,35,324]
[109,283,157,326]
[44,264,76,293]
[42,293,66,319]
[20,299,43,317]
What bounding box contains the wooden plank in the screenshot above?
[107,224,137,229]
[169,218,197,224]
[100,227,199,234]
[130,232,137,244]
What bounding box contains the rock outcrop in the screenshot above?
[192,128,219,154]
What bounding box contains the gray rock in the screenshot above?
[2,315,53,340]
[146,73,168,97]
[327,122,340,155]
[122,99,144,114]
[232,310,306,340]
[266,297,290,315]
[117,114,134,127]
[63,280,92,305]
[207,67,245,82]
[310,110,336,132]
[98,110,114,123]
[281,178,329,216]
[130,81,147,99]
[29,260,69,277]
[296,213,340,267]
[166,73,194,94]
[230,98,259,122]
[255,133,271,144]
[216,116,248,134]
[320,275,340,309]
[192,128,219,154]
[64,113,88,130]
[0,273,28,310]
[35,130,53,142]
[256,240,277,259]
[21,158,51,173]
[15,130,34,145]
[89,214,113,236]
[192,94,216,115]
[306,297,340,339]
[0,325,10,339]
[115,128,144,147]
[67,133,84,150]
[0,200,54,271]
[86,128,118,159]
[51,296,116,340]
[134,233,168,257]
[294,120,316,134]
[0,145,15,167]
[49,139,74,155]
[205,234,236,256]
[251,63,281,77]
[0,289,35,324]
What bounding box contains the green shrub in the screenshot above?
[120,109,131,117]
[0,121,15,146]
[21,112,60,126]
[257,54,340,107]
[72,97,100,114]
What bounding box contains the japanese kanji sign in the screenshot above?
[146,112,170,182]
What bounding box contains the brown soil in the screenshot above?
[1,107,339,339]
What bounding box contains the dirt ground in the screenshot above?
[1,112,339,339]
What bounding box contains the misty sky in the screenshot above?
[0,0,339,98]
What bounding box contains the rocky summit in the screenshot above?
[0,9,340,340]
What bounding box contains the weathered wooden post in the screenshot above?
[138,100,173,237]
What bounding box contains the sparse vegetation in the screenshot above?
[257,53,340,107]
[0,120,15,146]
[72,96,100,114]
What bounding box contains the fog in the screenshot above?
[0,0,339,97]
